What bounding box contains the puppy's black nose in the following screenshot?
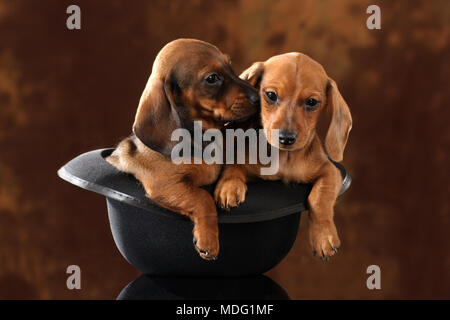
[279,130,297,146]
[248,93,260,106]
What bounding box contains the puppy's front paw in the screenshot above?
[214,178,247,210]
[309,220,341,261]
[105,154,120,168]
[193,226,219,261]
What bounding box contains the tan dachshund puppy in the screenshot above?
[107,39,259,260]
[215,53,352,260]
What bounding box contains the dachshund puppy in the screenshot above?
[107,39,259,260]
[215,53,352,260]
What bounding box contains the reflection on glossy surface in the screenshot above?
[117,274,289,300]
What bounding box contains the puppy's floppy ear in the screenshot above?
[240,62,264,88]
[133,75,181,157]
[325,78,352,162]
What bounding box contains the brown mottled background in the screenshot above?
[0,0,449,299]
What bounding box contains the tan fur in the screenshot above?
[214,52,352,260]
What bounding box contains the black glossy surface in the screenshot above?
[117,274,289,300]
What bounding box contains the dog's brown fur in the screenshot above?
[107,39,258,260]
[214,53,352,260]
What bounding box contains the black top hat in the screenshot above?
[58,148,351,276]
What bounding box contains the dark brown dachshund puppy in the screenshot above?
[107,39,259,260]
[215,53,352,260]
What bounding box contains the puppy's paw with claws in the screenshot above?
[193,227,219,261]
[309,220,341,261]
[214,178,247,210]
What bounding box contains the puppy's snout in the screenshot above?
[247,92,260,106]
[278,130,297,146]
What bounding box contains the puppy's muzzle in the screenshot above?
[279,130,297,146]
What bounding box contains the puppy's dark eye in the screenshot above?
[265,91,278,103]
[205,74,221,84]
[305,98,319,110]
